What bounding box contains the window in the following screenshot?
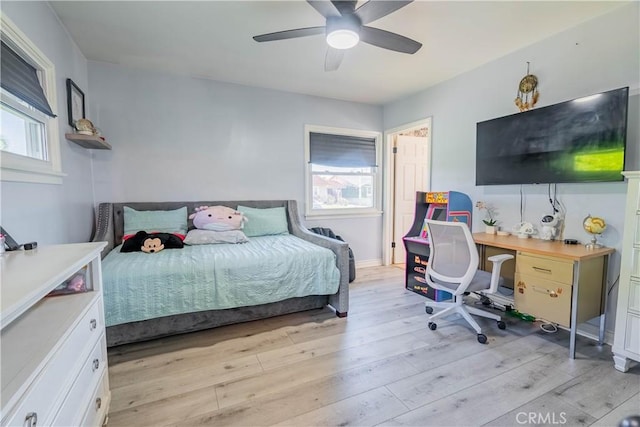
[1,14,63,184]
[305,125,382,218]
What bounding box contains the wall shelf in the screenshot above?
[65,133,111,150]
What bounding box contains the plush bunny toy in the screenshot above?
[189,206,248,231]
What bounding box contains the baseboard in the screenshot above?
[577,323,615,346]
[356,259,383,269]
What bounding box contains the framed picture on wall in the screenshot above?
[66,78,85,127]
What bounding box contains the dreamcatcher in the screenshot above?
[515,62,539,112]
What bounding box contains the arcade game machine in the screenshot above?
[402,191,472,301]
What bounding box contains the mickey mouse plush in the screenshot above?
[141,237,164,253]
[121,231,184,253]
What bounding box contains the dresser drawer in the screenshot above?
[631,247,640,280]
[515,273,572,327]
[629,280,640,314]
[624,313,640,354]
[2,298,103,426]
[51,337,106,426]
[80,370,110,427]
[516,252,573,285]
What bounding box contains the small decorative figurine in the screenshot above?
[583,214,607,248]
[74,118,97,135]
[540,213,562,241]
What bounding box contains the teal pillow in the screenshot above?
[123,206,188,236]
[237,206,289,237]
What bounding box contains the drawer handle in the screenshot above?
[95,397,102,411]
[532,285,564,298]
[89,318,97,330]
[92,358,100,371]
[24,412,37,427]
[532,266,552,274]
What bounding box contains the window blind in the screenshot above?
[1,41,56,117]
[309,132,376,167]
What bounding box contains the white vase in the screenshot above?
[485,225,496,234]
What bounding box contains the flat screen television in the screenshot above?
[476,87,629,185]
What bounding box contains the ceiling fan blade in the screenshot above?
[331,0,357,16]
[325,47,344,71]
[307,0,341,18]
[253,26,325,42]
[360,26,422,54]
[355,0,413,25]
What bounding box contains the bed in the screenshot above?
[92,200,349,346]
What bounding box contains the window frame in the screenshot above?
[304,124,382,219]
[1,14,63,184]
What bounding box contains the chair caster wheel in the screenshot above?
[428,322,437,331]
[477,333,487,344]
[425,306,434,314]
[497,321,506,330]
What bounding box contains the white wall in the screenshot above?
[0,2,94,245]
[87,62,383,262]
[384,3,640,330]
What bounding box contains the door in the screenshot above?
[392,132,430,264]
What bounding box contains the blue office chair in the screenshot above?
[424,219,514,343]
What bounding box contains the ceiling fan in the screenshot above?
[253,0,422,71]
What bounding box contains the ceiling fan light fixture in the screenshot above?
[325,15,361,50]
[326,29,359,50]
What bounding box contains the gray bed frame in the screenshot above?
[92,200,349,347]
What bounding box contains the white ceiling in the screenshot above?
[50,1,628,105]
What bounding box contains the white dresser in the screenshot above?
[613,171,640,372]
[1,242,110,426]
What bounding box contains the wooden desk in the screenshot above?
[474,233,614,359]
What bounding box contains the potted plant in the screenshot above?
[476,201,498,234]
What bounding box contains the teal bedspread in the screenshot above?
[102,235,340,326]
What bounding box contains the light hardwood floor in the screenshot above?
[107,265,640,426]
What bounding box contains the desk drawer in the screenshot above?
[516,252,573,285]
[515,273,571,327]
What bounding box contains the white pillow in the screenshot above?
[183,229,249,245]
